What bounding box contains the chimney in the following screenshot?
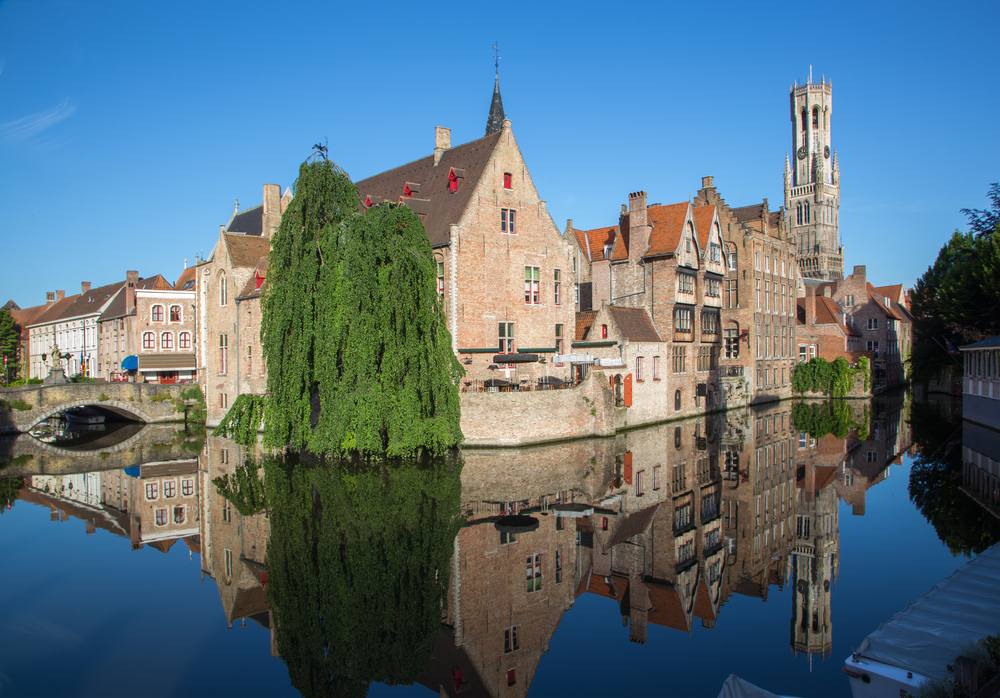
[434,126,451,166]
[805,285,816,324]
[56,290,65,302]
[852,265,866,284]
[81,282,91,294]
[263,183,281,238]
[566,219,573,234]
[628,191,649,266]
[46,292,55,306]
[701,176,714,190]
[125,270,138,314]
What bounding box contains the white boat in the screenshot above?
[843,543,1000,697]
[64,407,106,425]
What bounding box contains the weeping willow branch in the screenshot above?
[212,394,267,446]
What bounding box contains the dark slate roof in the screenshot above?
[608,504,659,547]
[3,299,20,311]
[485,77,505,135]
[224,233,270,269]
[355,130,503,248]
[609,306,661,342]
[97,276,176,322]
[961,335,1000,350]
[731,203,764,223]
[227,205,263,236]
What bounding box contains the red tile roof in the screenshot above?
[691,204,716,251]
[576,311,597,341]
[693,578,717,622]
[174,266,196,291]
[572,225,617,263]
[648,582,691,632]
[645,202,690,258]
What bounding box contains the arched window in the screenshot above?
[674,426,682,448]
[804,201,810,223]
[800,109,807,131]
[151,305,164,323]
[674,390,682,411]
[143,332,155,350]
[219,272,227,306]
[161,332,173,350]
[812,107,819,129]
[796,202,802,225]
[179,332,191,350]
[601,324,608,339]
[169,305,181,322]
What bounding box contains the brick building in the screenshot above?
[693,177,798,405]
[354,94,575,390]
[795,285,864,365]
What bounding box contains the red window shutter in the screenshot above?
[624,374,633,406]
[609,375,615,391]
[624,452,633,485]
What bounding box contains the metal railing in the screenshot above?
[460,378,580,394]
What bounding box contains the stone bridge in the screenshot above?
[0,423,202,477]
[0,382,193,434]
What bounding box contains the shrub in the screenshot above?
[0,398,32,411]
[149,394,172,403]
[98,394,109,402]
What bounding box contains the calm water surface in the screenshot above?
[1,393,997,698]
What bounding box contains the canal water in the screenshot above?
[1,393,997,698]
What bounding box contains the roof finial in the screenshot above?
[485,44,506,135]
[493,42,501,79]
[234,198,239,214]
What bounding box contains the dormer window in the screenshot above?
[448,168,465,194]
[503,172,512,190]
[255,272,264,290]
[403,182,419,198]
[603,245,612,259]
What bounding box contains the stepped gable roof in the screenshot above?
[175,266,196,291]
[769,211,782,230]
[691,203,716,250]
[609,306,661,342]
[227,204,263,236]
[648,582,691,631]
[356,130,504,249]
[224,233,270,269]
[237,255,269,300]
[98,276,177,322]
[26,293,81,327]
[645,202,690,258]
[611,211,631,261]
[572,225,617,263]
[609,504,659,547]
[576,310,597,341]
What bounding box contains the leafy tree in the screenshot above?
[261,155,462,458]
[0,476,23,513]
[264,452,462,697]
[791,400,868,439]
[910,186,1000,383]
[0,309,20,384]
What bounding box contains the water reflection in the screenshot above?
[3,392,958,697]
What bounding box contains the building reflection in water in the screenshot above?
[8,394,919,697]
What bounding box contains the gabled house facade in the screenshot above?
[795,286,864,365]
[354,115,575,391]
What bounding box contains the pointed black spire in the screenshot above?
[485,44,505,135]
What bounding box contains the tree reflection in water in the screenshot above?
[908,399,1000,556]
[262,451,462,697]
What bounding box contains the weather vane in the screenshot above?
[493,43,501,78]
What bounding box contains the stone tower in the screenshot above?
[784,75,843,280]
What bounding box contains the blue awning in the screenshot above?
[121,355,138,370]
[124,466,141,479]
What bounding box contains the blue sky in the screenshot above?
[1,0,997,308]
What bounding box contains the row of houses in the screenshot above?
[6,76,914,436]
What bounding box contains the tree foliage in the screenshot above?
[910,186,1000,384]
[907,399,1000,556]
[261,157,463,458]
[791,400,869,439]
[213,454,267,517]
[213,393,267,447]
[791,356,863,397]
[264,452,462,697]
[0,309,20,383]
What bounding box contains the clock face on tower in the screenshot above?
[797,146,807,160]
[824,145,831,159]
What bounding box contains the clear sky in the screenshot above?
[1,0,997,308]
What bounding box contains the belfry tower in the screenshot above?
[784,74,843,280]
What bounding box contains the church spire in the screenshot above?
[485,43,505,135]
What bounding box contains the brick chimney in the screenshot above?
[262,183,281,238]
[628,191,650,266]
[805,285,816,324]
[46,292,55,306]
[434,126,451,166]
[81,282,91,294]
[125,270,138,314]
[56,290,65,302]
[852,265,866,284]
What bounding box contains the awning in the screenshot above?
[552,503,595,518]
[121,355,138,370]
[493,353,538,364]
[494,515,539,534]
[554,354,593,364]
[138,354,197,371]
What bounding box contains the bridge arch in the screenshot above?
[27,399,153,431]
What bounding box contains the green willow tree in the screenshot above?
[260,156,463,458]
[264,453,462,697]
